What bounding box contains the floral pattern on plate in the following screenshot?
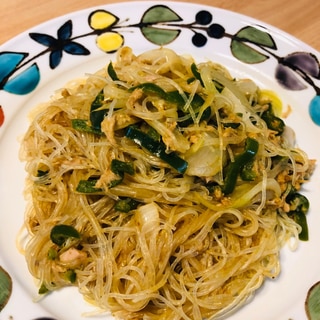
[0,4,319,127]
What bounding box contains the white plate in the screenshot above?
[0,2,319,319]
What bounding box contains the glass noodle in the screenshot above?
[19,47,314,320]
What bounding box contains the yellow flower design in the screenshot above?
[89,10,124,53]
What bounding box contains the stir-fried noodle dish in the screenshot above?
[20,47,315,319]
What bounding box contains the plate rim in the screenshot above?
[0,2,319,319]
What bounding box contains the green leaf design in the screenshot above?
[230,26,277,64]
[235,26,277,49]
[306,281,320,320]
[231,40,269,64]
[140,5,182,45]
[141,26,180,45]
[0,266,12,311]
[141,5,182,24]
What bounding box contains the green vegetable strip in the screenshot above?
[293,212,309,241]
[222,137,259,194]
[129,82,167,98]
[286,192,310,241]
[129,83,185,107]
[115,198,139,213]
[64,270,77,283]
[90,90,105,130]
[71,119,104,135]
[111,159,134,176]
[76,160,134,193]
[125,126,188,174]
[47,248,58,260]
[191,63,204,87]
[261,104,285,135]
[37,169,49,177]
[76,179,102,193]
[107,61,119,81]
[38,283,48,295]
[240,160,257,181]
[50,224,80,246]
[129,82,204,111]
[107,159,135,187]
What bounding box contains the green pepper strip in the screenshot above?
[129,82,209,127]
[222,137,259,194]
[125,126,188,174]
[129,82,185,107]
[71,119,104,135]
[240,160,257,181]
[108,159,135,187]
[76,179,102,193]
[37,169,49,177]
[129,82,167,98]
[64,270,77,283]
[38,283,49,295]
[261,104,285,135]
[190,63,224,92]
[90,90,105,130]
[128,82,204,111]
[76,160,134,193]
[111,159,134,176]
[286,192,309,241]
[115,198,139,213]
[191,63,204,87]
[293,211,309,241]
[107,61,119,81]
[50,224,80,247]
[47,248,58,260]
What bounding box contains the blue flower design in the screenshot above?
[29,20,90,69]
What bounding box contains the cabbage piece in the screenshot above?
[135,202,160,234]
[185,131,225,177]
